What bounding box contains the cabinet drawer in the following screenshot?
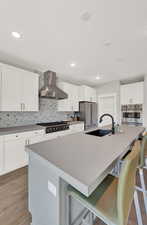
[4,132,28,141]
[4,129,45,141]
[58,130,71,136]
[70,123,84,133]
[27,129,45,137]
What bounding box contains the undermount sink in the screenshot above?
[86,129,112,137]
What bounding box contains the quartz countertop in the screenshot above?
[28,125,144,196]
[0,125,45,136]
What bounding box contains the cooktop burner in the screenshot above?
[37,121,69,133]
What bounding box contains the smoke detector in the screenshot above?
[81,12,92,21]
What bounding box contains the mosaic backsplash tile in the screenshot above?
[0,74,71,128]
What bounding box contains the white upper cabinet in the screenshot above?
[121,82,144,105]
[0,63,39,111]
[57,81,79,111]
[57,82,97,111]
[79,85,97,102]
[0,64,22,111]
[22,70,39,111]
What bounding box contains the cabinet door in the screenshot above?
[91,88,97,102]
[0,64,22,111]
[0,136,4,174]
[4,135,27,173]
[22,70,39,111]
[133,82,144,104]
[71,84,79,111]
[80,85,97,102]
[57,82,75,111]
[121,82,144,105]
[83,86,91,101]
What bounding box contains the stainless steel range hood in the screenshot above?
[39,71,68,100]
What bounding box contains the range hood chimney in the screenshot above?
[39,71,68,100]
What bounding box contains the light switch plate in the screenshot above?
[48,180,57,197]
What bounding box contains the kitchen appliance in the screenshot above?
[39,71,68,99]
[37,121,69,133]
[121,104,143,126]
[79,101,97,130]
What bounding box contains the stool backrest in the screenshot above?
[140,134,147,168]
[117,141,140,225]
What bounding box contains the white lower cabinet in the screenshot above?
[4,134,28,173]
[1,130,45,175]
[0,123,84,175]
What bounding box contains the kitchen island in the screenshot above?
[27,125,144,225]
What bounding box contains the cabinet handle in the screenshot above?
[23,103,25,111]
[25,139,29,145]
[20,103,25,111]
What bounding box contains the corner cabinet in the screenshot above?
[0,63,39,111]
[57,81,79,111]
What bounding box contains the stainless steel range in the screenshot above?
[37,121,69,133]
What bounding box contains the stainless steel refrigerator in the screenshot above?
[79,101,98,130]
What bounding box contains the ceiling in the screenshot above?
[0,0,147,86]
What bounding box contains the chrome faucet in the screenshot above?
[99,114,115,134]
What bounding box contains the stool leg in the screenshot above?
[89,212,94,225]
[67,194,72,225]
[134,190,143,225]
[139,168,147,214]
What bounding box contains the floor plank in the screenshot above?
[0,167,31,225]
[0,167,146,225]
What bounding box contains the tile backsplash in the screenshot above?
[0,99,68,128]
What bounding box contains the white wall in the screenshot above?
[143,75,147,129]
[96,81,121,124]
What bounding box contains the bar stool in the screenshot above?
[136,134,147,214]
[67,141,140,225]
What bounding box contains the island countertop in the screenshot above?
[28,125,144,196]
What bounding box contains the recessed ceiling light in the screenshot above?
[96,76,101,80]
[70,62,76,67]
[81,12,92,21]
[11,31,21,39]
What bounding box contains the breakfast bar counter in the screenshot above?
[27,125,144,225]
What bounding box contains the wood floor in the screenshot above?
[0,167,31,225]
[0,167,146,225]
